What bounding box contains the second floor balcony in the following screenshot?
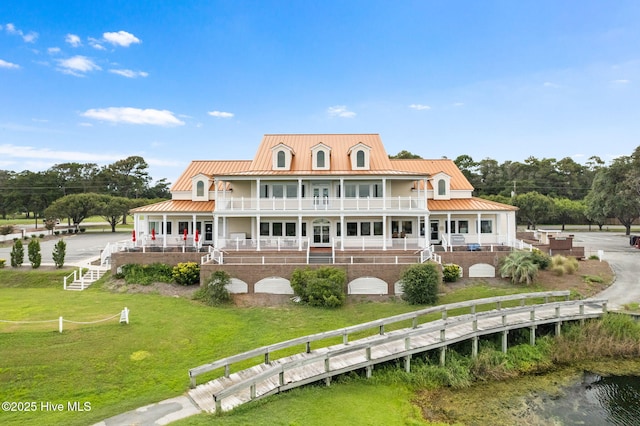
[215,196,427,213]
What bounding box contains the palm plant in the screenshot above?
[500,251,539,285]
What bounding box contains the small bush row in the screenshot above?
[117,262,201,286]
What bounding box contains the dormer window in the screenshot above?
[191,173,211,201]
[271,143,294,170]
[348,142,371,170]
[311,143,331,171]
[432,172,451,200]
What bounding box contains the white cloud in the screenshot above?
[109,69,149,78]
[612,79,630,84]
[327,105,356,118]
[88,37,105,50]
[47,47,61,54]
[453,102,464,107]
[543,82,561,88]
[208,110,234,118]
[57,55,101,76]
[65,33,82,47]
[81,107,185,126]
[5,23,38,43]
[103,31,141,47]
[78,122,93,127]
[0,143,125,162]
[409,104,431,110]
[0,59,20,69]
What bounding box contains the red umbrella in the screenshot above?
[151,228,156,240]
[195,229,199,242]
[183,228,188,241]
[132,230,136,242]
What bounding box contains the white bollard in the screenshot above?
[59,316,63,333]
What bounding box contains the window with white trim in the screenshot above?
[196,181,205,197]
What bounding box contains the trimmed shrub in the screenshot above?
[10,239,24,267]
[52,239,66,268]
[0,259,5,268]
[291,266,347,308]
[121,263,173,285]
[79,228,86,233]
[172,262,200,285]
[28,238,42,268]
[442,263,461,282]
[400,262,440,305]
[195,270,232,305]
[529,249,551,270]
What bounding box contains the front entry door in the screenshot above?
[312,219,331,245]
[204,222,213,242]
[430,220,439,243]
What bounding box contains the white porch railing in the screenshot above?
[101,240,132,266]
[332,236,426,251]
[201,246,224,265]
[215,196,426,212]
[420,245,441,264]
[218,237,309,251]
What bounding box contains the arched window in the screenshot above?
[317,151,325,168]
[196,181,205,197]
[438,179,446,196]
[356,150,365,167]
[277,150,285,168]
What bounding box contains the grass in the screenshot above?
[0,269,612,426]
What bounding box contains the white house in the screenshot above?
[130,134,518,253]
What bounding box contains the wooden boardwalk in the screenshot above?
[188,291,607,413]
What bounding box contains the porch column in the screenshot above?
[256,214,261,251]
[133,214,138,247]
[213,215,219,248]
[382,214,387,251]
[257,178,261,212]
[477,213,482,246]
[214,178,218,206]
[382,178,386,210]
[298,215,303,251]
[162,214,167,248]
[192,214,197,247]
[340,177,344,211]
[424,178,428,210]
[506,212,511,244]
[424,213,429,248]
[340,215,345,251]
[447,212,452,251]
[298,178,302,211]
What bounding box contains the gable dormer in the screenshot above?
[347,142,371,170]
[271,143,295,171]
[432,172,451,200]
[311,142,331,170]
[191,173,212,201]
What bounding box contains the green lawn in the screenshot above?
[0,271,531,426]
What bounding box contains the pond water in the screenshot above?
[530,372,640,425]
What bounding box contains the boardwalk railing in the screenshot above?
[189,292,607,412]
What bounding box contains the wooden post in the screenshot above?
[530,326,536,346]
[404,355,411,372]
[502,330,508,353]
[214,396,221,412]
[440,346,446,366]
[472,336,478,358]
[555,321,562,336]
[224,364,230,378]
[265,352,270,365]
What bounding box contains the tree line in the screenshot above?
[0,156,170,229]
[392,147,640,235]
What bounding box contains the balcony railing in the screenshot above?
[215,196,426,212]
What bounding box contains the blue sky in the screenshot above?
[1,1,639,185]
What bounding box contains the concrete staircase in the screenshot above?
[64,266,109,291]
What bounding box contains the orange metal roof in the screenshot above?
[130,199,215,213]
[248,134,397,173]
[391,159,474,190]
[429,197,518,212]
[171,160,252,191]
